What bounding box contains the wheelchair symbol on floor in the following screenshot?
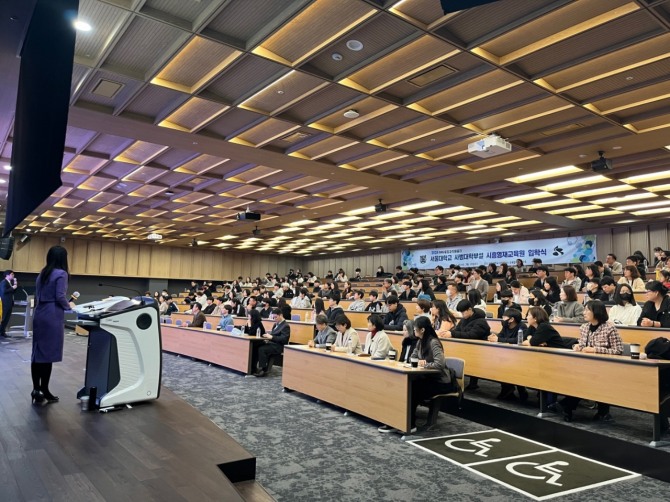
[506,460,570,486]
[444,437,501,457]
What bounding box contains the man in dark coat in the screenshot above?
[447,300,491,340]
[255,306,291,377]
[383,296,408,331]
[0,270,17,337]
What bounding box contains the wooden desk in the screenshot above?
[162,325,264,374]
[171,312,223,327]
[441,338,670,444]
[282,345,437,433]
[260,319,315,345]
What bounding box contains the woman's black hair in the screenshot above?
[613,283,636,307]
[585,300,608,324]
[414,316,439,359]
[432,299,456,325]
[529,288,549,306]
[249,309,262,324]
[367,314,384,331]
[314,298,325,314]
[38,246,69,284]
[467,289,482,305]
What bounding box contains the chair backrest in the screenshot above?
[204,322,212,330]
[165,318,172,324]
[225,324,234,332]
[175,319,182,326]
[446,357,465,392]
[622,343,631,357]
[291,314,301,321]
[185,321,191,327]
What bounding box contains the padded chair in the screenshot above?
[291,314,301,321]
[185,321,191,327]
[164,318,172,325]
[622,343,631,357]
[424,357,465,428]
[225,324,234,332]
[175,320,182,327]
[204,322,212,330]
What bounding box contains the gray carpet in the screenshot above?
[157,345,670,501]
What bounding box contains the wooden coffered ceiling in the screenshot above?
[2,0,670,255]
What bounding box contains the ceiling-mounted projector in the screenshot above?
[467,134,512,158]
[236,209,261,221]
[591,151,613,172]
[374,199,387,213]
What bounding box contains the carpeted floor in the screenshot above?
[157,345,670,501]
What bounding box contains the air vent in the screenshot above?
[91,79,124,98]
[408,65,456,87]
[280,131,313,143]
[540,123,584,136]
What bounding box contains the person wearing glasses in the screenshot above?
[638,281,670,328]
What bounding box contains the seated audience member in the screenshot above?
[653,246,665,267]
[415,299,432,319]
[158,295,168,315]
[446,283,464,311]
[335,269,348,283]
[325,292,344,326]
[383,296,408,331]
[281,282,294,299]
[211,296,224,316]
[487,308,528,402]
[553,285,584,323]
[312,280,322,296]
[318,282,330,298]
[364,290,384,312]
[254,306,291,377]
[395,265,405,281]
[417,279,436,301]
[582,265,600,291]
[506,267,517,283]
[442,300,491,340]
[637,281,670,328]
[543,276,561,304]
[434,275,448,293]
[341,281,354,300]
[431,299,457,338]
[660,269,670,290]
[259,298,276,319]
[558,301,623,422]
[528,288,552,318]
[432,265,444,286]
[399,281,417,302]
[606,253,623,274]
[509,280,529,304]
[246,295,260,315]
[595,260,612,278]
[190,302,207,328]
[195,290,208,306]
[618,265,645,291]
[380,278,394,300]
[351,268,363,282]
[363,314,391,358]
[497,290,521,318]
[562,267,582,291]
[583,278,608,303]
[202,296,216,315]
[348,289,367,311]
[492,280,508,303]
[632,250,649,279]
[532,265,549,288]
[165,296,179,315]
[600,277,617,304]
[398,319,418,363]
[467,289,487,314]
[467,268,489,300]
[378,316,456,434]
[308,314,337,348]
[376,266,386,278]
[313,298,326,318]
[480,265,493,285]
[522,306,566,349]
[332,315,361,354]
[291,288,312,309]
[218,305,235,331]
[513,259,525,273]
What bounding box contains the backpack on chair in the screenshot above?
[645,337,670,360]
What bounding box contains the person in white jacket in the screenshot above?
[363,314,391,359]
[608,284,642,326]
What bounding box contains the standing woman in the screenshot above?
[32,246,72,404]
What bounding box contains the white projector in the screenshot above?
[467,135,512,158]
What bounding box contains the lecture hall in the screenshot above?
[2,0,670,500]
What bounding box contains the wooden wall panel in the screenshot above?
[649,224,668,257]
[99,243,115,275]
[137,244,151,277]
[612,227,630,263]
[593,228,612,261]
[71,240,89,275]
[629,228,649,260]
[85,241,102,275]
[149,246,171,278]
[125,244,139,277]
[112,243,127,276]
[169,248,183,278]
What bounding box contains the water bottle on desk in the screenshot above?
[256,327,261,338]
[517,327,524,345]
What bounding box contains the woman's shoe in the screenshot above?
[42,391,59,403]
[31,389,46,404]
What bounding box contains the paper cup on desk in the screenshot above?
[630,344,640,360]
[410,357,419,368]
[326,343,332,351]
[80,396,90,411]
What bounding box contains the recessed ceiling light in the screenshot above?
[73,20,92,31]
[612,146,622,150]
[346,40,363,51]
[343,109,359,119]
[165,190,174,196]
[332,53,343,61]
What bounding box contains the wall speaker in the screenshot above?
[0,237,15,260]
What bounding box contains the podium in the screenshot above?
[73,297,162,408]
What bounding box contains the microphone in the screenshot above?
[98,283,146,305]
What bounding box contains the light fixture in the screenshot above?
[3,165,10,171]
[346,40,363,51]
[147,232,162,241]
[332,53,343,61]
[343,109,360,119]
[73,20,92,31]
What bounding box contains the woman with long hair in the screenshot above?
[505,267,517,283]
[543,276,561,304]
[618,265,645,291]
[528,288,552,317]
[430,299,457,337]
[553,285,585,323]
[31,246,72,404]
[493,280,509,303]
[608,284,641,326]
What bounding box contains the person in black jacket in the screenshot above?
[488,308,528,401]
[497,290,521,318]
[383,296,408,331]
[528,288,552,317]
[444,300,491,340]
[254,306,291,377]
[638,281,670,328]
[583,278,608,303]
[399,281,416,302]
[522,306,566,349]
[325,292,344,327]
